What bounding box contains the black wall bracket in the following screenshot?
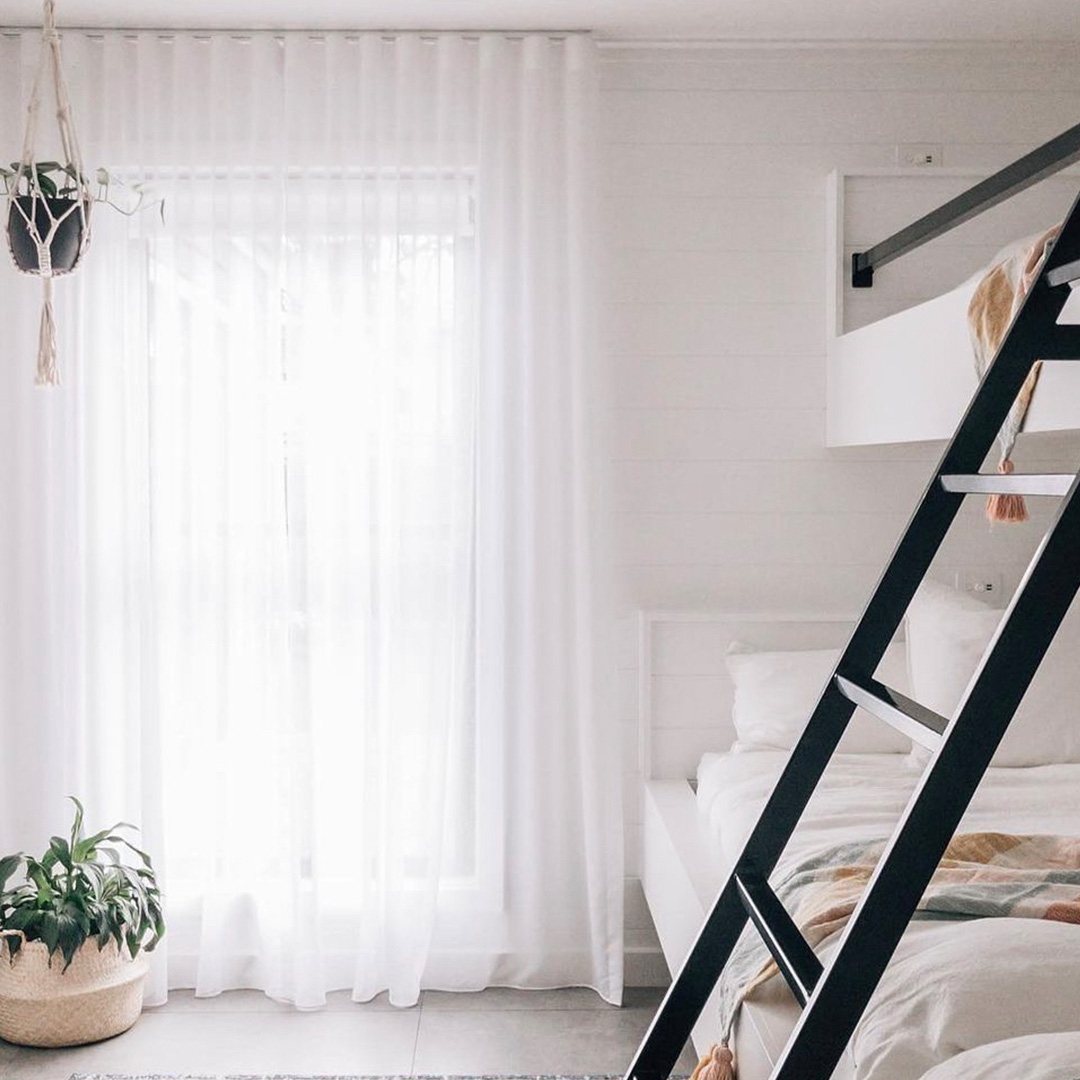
[851,120,1080,288]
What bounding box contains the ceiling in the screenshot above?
[1,0,1080,42]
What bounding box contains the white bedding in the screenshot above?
[920,1031,1080,1080]
[697,748,1080,876]
[696,749,1080,1078]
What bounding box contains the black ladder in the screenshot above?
[625,188,1080,1080]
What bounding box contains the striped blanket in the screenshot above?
[718,832,1080,1053]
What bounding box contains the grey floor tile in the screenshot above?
[152,988,403,1014]
[421,987,620,1011]
[0,1039,19,1079]
[145,988,294,1014]
[0,986,681,1080]
[412,1006,697,1076]
[1,1010,419,1080]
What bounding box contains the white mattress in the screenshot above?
[697,748,1080,875]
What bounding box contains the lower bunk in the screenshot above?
[643,751,1080,1080]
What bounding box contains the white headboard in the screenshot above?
[637,610,859,781]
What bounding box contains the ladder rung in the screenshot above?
[734,869,823,1007]
[834,673,947,752]
[1046,257,1080,288]
[941,473,1074,497]
[1039,326,1080,359]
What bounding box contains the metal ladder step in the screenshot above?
[1045,256,1080,288]
[940,473,1075,497]
[734,870,822,1007]
[834,674,947,752]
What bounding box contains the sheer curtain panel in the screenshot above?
[0,31,621,1007]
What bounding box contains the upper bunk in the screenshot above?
[826,124,1080,446]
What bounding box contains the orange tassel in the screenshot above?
[689,1041,736,1080]
[986,458,1027,524]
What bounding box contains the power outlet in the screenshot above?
[955,570,1004,599]
[897,143,944,167]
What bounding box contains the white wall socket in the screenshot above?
[897,143,944,167]
[954,570,1004,598]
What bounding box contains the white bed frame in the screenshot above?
[825,169,1080,447]
[636,609,858,1077]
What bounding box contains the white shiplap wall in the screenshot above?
[601,42,1080,981]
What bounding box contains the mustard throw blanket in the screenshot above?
[967,225,1060,522]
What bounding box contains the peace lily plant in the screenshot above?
[0,798,164,1048]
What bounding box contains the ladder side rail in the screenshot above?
[839,184,1080,682]
[624,188,1080,1080]
[772,469,1080,1079]
[624,681,858,1080]
[768,198,1080,1075]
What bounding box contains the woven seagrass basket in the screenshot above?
[0,934,149,1047]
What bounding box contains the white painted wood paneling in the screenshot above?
[599,44,1080,919]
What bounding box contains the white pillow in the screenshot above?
[849,920,1080,1080]
[906,580,1080,766]
[919,1032,1080,1080]
[725,642,911,754]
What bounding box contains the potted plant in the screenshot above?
[0,797,165,1048]
[3,161,90,274]
[2,161,162,274]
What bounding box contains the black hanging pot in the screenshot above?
[6,194,88,274]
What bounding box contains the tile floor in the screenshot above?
[0,987,698,1080]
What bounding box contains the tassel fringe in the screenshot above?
[986,457,1026,524]
[689,1041,735,1080]
[35,276,60,387]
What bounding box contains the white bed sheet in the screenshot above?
[696,749,1080,1078]
[697,748,1080,877]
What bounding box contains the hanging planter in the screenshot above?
[2,0,94,386]
[3,1,162,387]
[6,162,91,275]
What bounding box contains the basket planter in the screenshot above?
[0,935,149,1047]
[6,195,89,275]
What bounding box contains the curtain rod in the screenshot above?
[0,26,588,40]
[595,37,1080,50]
[1,27,1074,49]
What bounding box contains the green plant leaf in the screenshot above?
[74,827,113,862]
[69,797,85,848]
[0,853,23,894]
[48,837,72,872]
[39,912,60,957]
[0,800,164,964]
[116,837,152,867]
[56,914,82,970]
[35,172,58,199]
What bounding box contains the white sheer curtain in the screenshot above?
[0,30,621,1007]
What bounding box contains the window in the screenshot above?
[136,174,500,916]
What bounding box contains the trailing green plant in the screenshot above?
[0,797,165,971]
[0,160,164,220]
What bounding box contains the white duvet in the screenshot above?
[920,1030,1080,1080]
[696,749,1080,1079]
[697,749,1080,877]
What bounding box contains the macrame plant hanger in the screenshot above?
[5,0,92,386]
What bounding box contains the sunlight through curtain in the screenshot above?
[0,30,621,1008]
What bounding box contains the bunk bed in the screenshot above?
[638,609,1080,1079]
[827,123,1080,447]
[634,126,1080,1080]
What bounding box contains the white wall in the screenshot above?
[600,41,1080,980]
